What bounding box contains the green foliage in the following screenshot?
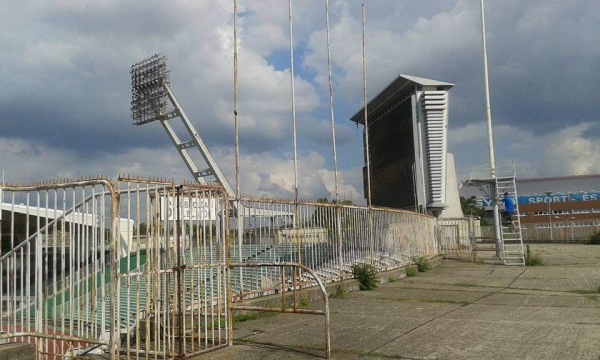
[413,256,431,272]
[232,312,275,323]
[316,197,353,205]
[589,231,600,245]
[351,264,379,290]
[525,245,545,266]
[405,265,418,277]
[330,283,349,299]
[311,198,356,241]
[299,297,309,308]
[460,195,487,220]
[388,277,398,282]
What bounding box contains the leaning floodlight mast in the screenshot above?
[131,54,170,125]
[129,54,237,204]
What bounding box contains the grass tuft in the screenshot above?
[525,245,545,266]
[330,283,349,299]
[412,256,431,272]
[405,265,418,277]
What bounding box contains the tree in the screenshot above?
[460,196,486,219]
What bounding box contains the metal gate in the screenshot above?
[0,179,118,358]
[116,178,230,358]
[0,178,230,359]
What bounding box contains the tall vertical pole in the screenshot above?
[480,0,501,257]
[289,0,299,210]
[289,0,303,299]
[324,0,343,281]
[324,0,340,203]
[231,0,240,344]
[361,3,374,266]
[362,3,372,210]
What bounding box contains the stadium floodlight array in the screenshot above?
[130,54,170,125]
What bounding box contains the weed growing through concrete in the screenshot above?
[589,231,600,245]
[405,265,418,277]
[525,245,545,266]
[330,283,349,299]
[569,287,600,295]
[388,276,398,282]
[232,312,275,323]
[299,297,309,308]
[351,264,379,290]
[413,256,431,272]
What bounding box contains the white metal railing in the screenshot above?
[1,177,439,359]
[480,221,599,242]
[0,179,117,359]
[468,159,516,180]
[230,198,437,300]
[436,217,475,258]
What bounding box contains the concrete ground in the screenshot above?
[200,244,600,360]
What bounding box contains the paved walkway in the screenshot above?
[201,244,600,359]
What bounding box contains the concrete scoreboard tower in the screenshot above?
[351,74,460,217]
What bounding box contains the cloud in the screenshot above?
[1,0,599,201]
[449,121,600,180]
[541,123,600,176]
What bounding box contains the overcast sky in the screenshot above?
[1,0,599,204]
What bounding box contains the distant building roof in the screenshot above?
[516,174,600,195]
[350,74,454,125]
[460,173,600,199]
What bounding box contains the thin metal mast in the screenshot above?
[362,2,375,265]
[234,0,240,205]
[325,0,340,203]
[289,0,299,206]
[481,0,496,177]
[233,0,245,302]
[480,0,502,256]
[362,3,372,208]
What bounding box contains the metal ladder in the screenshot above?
[495,172,525,266]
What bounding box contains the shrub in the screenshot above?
[589,231,600,245]
[405,265,418,277]
[413,256,431,272]
[351,264,379,290]
[525,244,545,266]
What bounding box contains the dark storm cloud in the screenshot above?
[479,0,600,134]
[1,0,599,193]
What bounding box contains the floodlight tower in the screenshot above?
[130,54,237,203]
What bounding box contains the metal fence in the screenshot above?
[436,217,476,259]
[1,177,438,359]
[230,199,438,300]
[479,221,600,243]
[0,179,118,359]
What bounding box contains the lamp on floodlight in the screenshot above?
[130,54,170,125]
[128,54,244,215]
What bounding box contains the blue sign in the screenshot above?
[479,191,600,208]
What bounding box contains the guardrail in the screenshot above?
[229,262,331,359]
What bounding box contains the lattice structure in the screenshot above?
[130,54,170,125]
